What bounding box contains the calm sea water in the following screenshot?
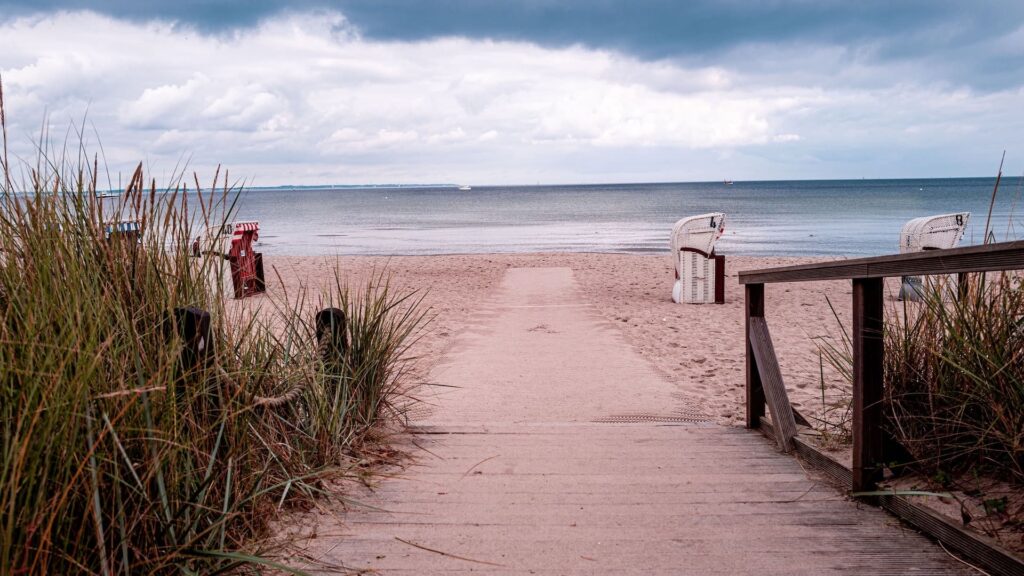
[229,178,1021,257]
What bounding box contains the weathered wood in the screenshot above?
[957,271,969,301]
[714,254,725,304]
[738,240,1024,284]
[852,277,884,492]
[229,256,243,298]
[254,252,266,293]
[328,268,975,575]
[315,307,348,370]
[791,406,812,428]
[745,283,765,429]
[169,306,213,403]
[759,417,852,488]
[749,317,797,452]
[756,420,1024,576]
[878,495,1024,576]
[172,306,212,371]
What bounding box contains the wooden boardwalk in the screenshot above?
[314,268,969,575]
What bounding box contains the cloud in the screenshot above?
[0,9,1021,185]
[3,1,1023,92]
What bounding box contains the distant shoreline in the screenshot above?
[244,175,1000,192]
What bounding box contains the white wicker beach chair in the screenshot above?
[899,212,970,254]
[898,212,969,301]
[671,212,726,304]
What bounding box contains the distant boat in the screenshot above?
[723,180,734,185]
[458,185,472,191]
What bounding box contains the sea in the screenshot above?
[227,178,1021,257]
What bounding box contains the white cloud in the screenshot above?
[122,75,210,128]
[0,10,1021,185]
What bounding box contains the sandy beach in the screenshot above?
[263,252,868,427]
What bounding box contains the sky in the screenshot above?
[0,1,1022,186]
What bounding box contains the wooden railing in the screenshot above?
[738,240,1024,492]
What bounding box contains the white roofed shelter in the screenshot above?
[671,212,726,304]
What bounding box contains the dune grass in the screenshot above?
[0,85,428,574]
[813,273,1024,486]
[884,274,1024,485]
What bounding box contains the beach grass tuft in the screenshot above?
[884,274,1024,484]
[813,273,1024,485]
[0,85,427,574]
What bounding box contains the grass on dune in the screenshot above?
[0,81,428,574]
[813,272,1024,486]
[884,273,1024,485]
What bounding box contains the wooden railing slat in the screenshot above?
[738,240,1024,284]
[748,317,797,452]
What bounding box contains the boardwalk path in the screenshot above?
[323,268,967,575]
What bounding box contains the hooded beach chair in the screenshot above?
[898,212,970,301]
[671,212,726,304]
[193,221,266,299]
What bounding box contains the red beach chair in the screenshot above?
[227,221,265,299]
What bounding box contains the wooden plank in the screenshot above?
[755,421,1024,576]
[745,283,765,429]
[749,317,797,452]
[331,265,982,575]
[738,240,1024,284]
[879,495,1024,576]
[760,418,853,489]
[852,277,885,492]
[791,406,812,428]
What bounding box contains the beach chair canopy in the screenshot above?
[232,221,259,241]
[104,221,141,235]
[200,221,259,242]
[102,220,142,242]
[195,221,260,257]
[671,212,725,258]
[899,212,969,254]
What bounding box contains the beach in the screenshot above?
[265,252,861,427]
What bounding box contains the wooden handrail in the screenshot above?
[739,240,1024,284]
[742,240,1024,493]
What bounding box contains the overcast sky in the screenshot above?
[1,1,1022,186]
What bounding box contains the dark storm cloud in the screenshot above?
[331,1,1021,62]
[2,1,1021,62]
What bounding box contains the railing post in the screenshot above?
[315,307,348,370]
[956,272,969,302]
[852,277,884,492]
[173,306,213,370]
[169,307,213,403]
[745,283,766,429]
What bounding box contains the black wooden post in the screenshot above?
[254,253,266,293]
[315,308,348,368]
[228,256,243,299]
[714,254,726,304]
[173,307,212,370]
[170,307,212,403]
[852,278,884,492]
[957,272,969,302]
[745,283,766,429]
